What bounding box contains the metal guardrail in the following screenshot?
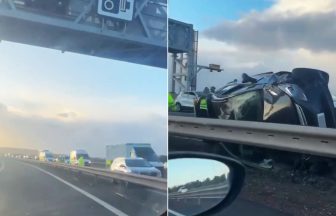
[170,184,229,199]
[22,159,167,191]
[169,116,336,158]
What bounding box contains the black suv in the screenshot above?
[196,68,336,128]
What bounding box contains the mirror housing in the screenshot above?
[168,151,245,216]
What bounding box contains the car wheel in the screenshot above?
[175,103,182,112]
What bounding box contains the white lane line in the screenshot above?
[0,161,5,173]
[168,209,186,216]
[25,163,128,216]
[115,192,125,198]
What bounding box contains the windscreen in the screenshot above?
[133,147,160,162]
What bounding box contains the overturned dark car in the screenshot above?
[195,68,336,177]
[196,68,336,128]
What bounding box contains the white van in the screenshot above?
[70,149,91,166]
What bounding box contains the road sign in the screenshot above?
[98,0,134,21]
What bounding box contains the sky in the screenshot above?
[169,0,336,95]
[0,42,167,157]
[168,158,229,188]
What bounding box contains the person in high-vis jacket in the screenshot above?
[195,87,210,117]
[199,97,208,111]
[168,92,176,111]
[78,156,84,167]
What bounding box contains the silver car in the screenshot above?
[174,91,202,112]
[110,157,162,177]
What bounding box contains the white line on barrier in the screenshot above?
[25,163,128,216]
[168,209,186,216]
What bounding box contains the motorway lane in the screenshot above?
[37,161,167,215]
[0,158,115,216]
[0,158,166,216]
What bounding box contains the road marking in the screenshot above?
[25,163,128,216]
[115,192,125,198]
[168,209,185,216]
[0,161,5,173]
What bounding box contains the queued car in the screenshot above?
[110,157,162,178]
[195,68,336,128]
[174,91,203,112]
[177,186,188,193]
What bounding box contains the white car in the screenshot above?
[178,187,188,193]
[110,157,162,177]
[174,91,202,112]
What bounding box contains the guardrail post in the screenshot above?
[198,196,201,205]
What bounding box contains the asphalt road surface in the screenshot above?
[0,158,166,216]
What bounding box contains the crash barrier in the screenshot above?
[21,159,167,191]
[169,116,336,158]
[170,184,229,199]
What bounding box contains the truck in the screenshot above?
[70,149,91,166]
[105,143,164,175]
[39,150,53,162]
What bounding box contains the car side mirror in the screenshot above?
[168,152,245,216]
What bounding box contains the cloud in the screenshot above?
[57,112,78,119]
[0,90,166,123]
[0,103,7,112]
[0,102,167,157]
[203,0,336,52]
[195,38,336,94]
[269,0,336,15]
[188,0,336,95]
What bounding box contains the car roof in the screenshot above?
[71,149,88,154]
[114,157,144,161]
